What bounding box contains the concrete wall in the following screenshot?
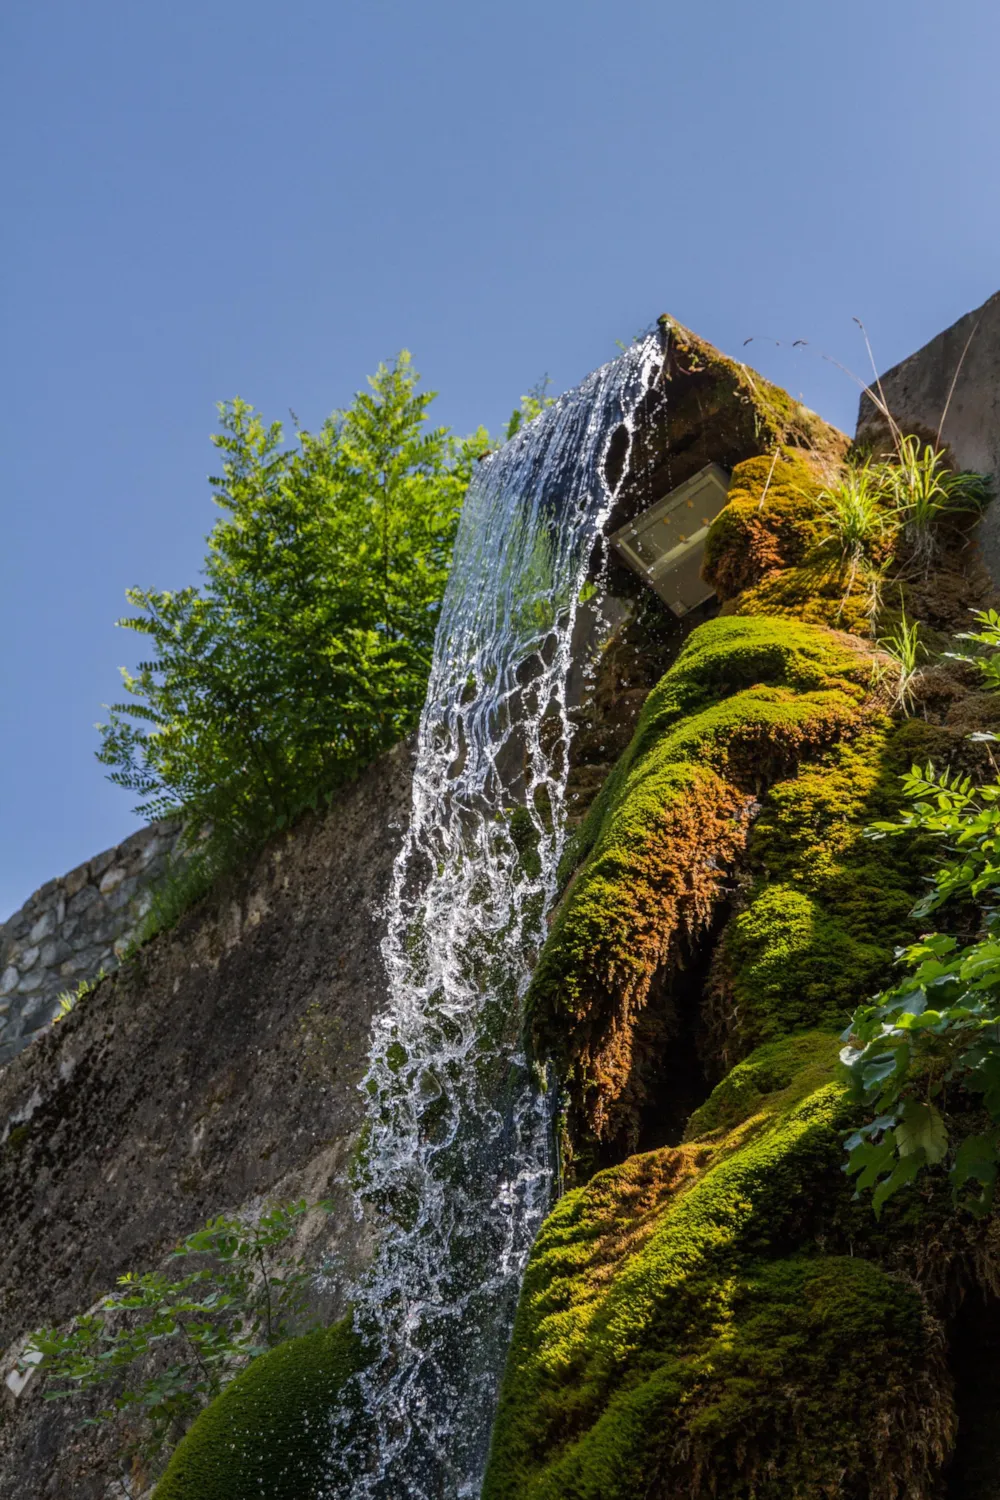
[856,289,1000,578]
[0,820,183,1068]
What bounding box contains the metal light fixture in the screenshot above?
[609,462,731,616]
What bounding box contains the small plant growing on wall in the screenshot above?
[23,1199,330,1470]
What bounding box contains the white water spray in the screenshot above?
[325,335,663,1499]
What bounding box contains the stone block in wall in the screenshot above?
[0,819,184,1069]
[29,911,55,944]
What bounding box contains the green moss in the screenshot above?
[702,451,825,602]
[528,613,874,1151]
[4,1124,30,1154]
[735,557,879,637]
[712,730,924,1060]
[509,803,543,879]
[153,1319,363,1500]
[484,1039,945,1500]
[683,1030,837,1138]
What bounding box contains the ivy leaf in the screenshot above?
[895,1100,948,1164]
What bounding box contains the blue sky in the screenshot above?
[2,0,998,918]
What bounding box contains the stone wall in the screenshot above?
[0,741,412,1497]
[0,820,183,1068]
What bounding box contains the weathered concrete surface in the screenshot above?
[856,289,1000,578]
[0,742,411,1498]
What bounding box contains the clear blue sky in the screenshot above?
[2,0,998,919]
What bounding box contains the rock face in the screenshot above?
[856,289,1000,579]
[485,329,1000,1498]
[0,820,184,1068]
[0,742,411,1497]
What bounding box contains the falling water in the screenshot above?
[324,334,664,1499]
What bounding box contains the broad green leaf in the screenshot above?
[895,1100,948,1164]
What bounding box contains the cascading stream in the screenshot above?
[323,335,664,1499]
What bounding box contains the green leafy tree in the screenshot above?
[842,611,1000,1216]
[26,1202,324,1465]
[98,354,485,863]
[504,375,554,439]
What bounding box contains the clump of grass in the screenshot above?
[53,967,108,1023]
[814,460,899,619]
[814,437,992,611]
[817,461,897,568]
[888,434,992,569]
[874,610,925,715]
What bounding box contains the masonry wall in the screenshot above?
[0,820,183,1068]
[0,741,412,1497]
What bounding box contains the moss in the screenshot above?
[528,613,875,1152]
[153,1319,363,1500]
[509,803,543,879]
[3,1124,30,1154]
[683,1031,837,1138]
[484,1037,950,1500]
[734,558,878,637]
[702,451,825,602]
[709,730,925,1063]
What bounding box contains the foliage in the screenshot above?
[153,1318,364,1500]
[125,844,221,949]
[816,458,898,570]
[875,609,925,714]
[841,611,1000,1216]
[26,1200,326,1464]
[97,354,485,867]
[53,967,108,1022]
[889,433,992,567]
[842,715,1000,1214]
[504,375,555,439]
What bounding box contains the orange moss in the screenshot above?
[702,450,825,601]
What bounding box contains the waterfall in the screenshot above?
[324,334,663,1499]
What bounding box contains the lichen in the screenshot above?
[483,1034,951,1500]
[528,613,875,1156]
[153,1319,363,1500]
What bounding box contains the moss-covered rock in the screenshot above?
[701,451,825,603]
[604,321,847,549]
[707,729,925,1066]
[528,613,875,1156]
[153,1319,363,1500]
[483,1035,951,1500]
